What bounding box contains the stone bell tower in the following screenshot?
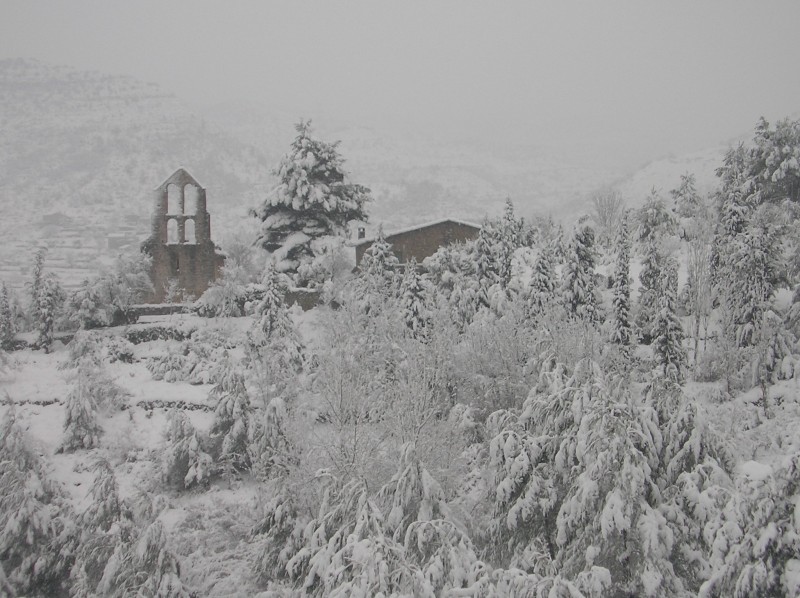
[143,168,225,302]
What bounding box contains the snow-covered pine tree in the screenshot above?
[35,274,65,353]
[487,359,697,595]
[70,459,137,597]
[59,367,103,452]
[720,207,783,348]
[399,259,430,340]
[525,242,557,319]
[472,220,500,308]
[0,283,15,349]
[378,445,479,596]
[1,406,76,596]
[560,221,598,321]
[210,363,252,472]
[98,519,189,598]
[699,454,800,598]
[359,224,399,282]
[652,260,687,382]
[358,224,400,313]
[247,264,305,397]
[254,261,288,340]
[252,120,371,280]
[25,249,65,352]
[162,410,213,489]
[250,396,296,481]
[609,212,633,349]
[496,198,523,288]
[634,191,675,345]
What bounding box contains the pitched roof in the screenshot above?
[352,218,481,246]
[155,168,205,191]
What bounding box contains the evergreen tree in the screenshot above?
[26,250,65,352]
[248,263,304,379]
[399,259,430,340]
[0,283,15,349]
[254,262,289,340]
[71,459,136,597]
[358,225,399,312]
[718,208,783,348]
[525,242,557,318]
[99,520,189,598]
[488,360,686,595]
[162,410,213,489]
[250,396,296,481]
[610,213,633,349]
[252,120,371,278]
[496,198,522,288]
[560,221,597,321]
[210,363,252,472]
[635,191,675,344]
[651,261,687,382]
[472,220,499,308]
[359,225,399,280]
[1,406,76,596]
[700,454,800,598]
[59,368,103,452]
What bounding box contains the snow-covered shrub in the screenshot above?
[123,323,195,345]
[162,410,214,489]
[146,350,188,383]
[454,298,536,411]
[62,330,136,370]
[146,329,232,385]
[192,266,263,317]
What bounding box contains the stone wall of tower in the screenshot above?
[143,168,225,303]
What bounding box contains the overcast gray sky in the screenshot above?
[2,1,799,166]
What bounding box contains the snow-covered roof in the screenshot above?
[351,218,481,246]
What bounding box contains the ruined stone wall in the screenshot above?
[144,168,224,302]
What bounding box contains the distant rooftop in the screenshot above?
[352,217,481,246]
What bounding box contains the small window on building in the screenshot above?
[184,184,199,215]
[184,219,196,244]
[167,218,179,244]
[167,184,181,214]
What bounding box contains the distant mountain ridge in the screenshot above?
[0,58,270,290]
[0,57,779,294]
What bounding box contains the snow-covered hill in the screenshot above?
[0,58,270,291]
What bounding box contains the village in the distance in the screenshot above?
[2,7,800,598]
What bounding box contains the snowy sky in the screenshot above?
[2,1,800,166]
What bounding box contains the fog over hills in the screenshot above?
[0,57,758,291]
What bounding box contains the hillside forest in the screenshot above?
[1,116,800,597]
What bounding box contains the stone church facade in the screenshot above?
[142,168,225,303]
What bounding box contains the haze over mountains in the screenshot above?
[0,58,744,291]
